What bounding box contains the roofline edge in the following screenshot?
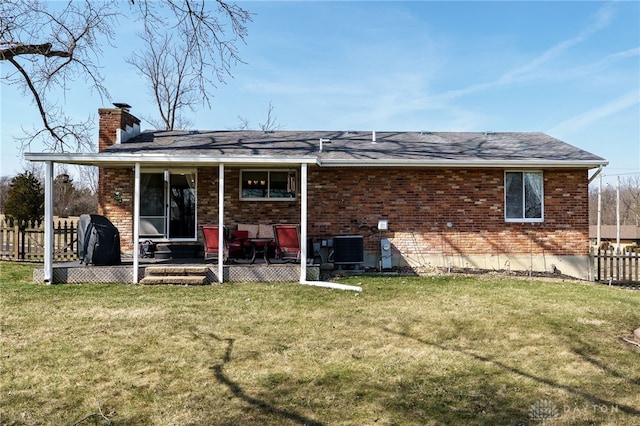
[23,153,608,169]
[316,159,609,168]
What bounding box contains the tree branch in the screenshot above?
[0,42,71,60]
[6,57,66,149]
[70,400,114,426]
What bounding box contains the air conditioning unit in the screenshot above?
[333,234,364,266]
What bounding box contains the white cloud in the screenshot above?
[435,1,619,102]
[548,91,640,136]
[555,47,640,81]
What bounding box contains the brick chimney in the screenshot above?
[98,104,141,151]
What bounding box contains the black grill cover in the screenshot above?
[78,214,121,266]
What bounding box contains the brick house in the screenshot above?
[27,106,607,282]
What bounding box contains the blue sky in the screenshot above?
[1,1,638,185]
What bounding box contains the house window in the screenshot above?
[505,171,543,222]
[240,170,296,200]
[140,170,197,239]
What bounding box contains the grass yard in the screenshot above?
[1,262,639,425]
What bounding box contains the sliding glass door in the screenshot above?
[169,173,196,238]
[140,170,197,240]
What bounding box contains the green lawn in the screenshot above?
[1,262,639,425]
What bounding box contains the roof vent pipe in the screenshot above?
[319,138,331,152]
[372,131,376,143]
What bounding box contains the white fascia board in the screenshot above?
[25,152,608,169]
[24,152,319,166]
[317,158,609,168]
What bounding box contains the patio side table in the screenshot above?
[248,238,273,264]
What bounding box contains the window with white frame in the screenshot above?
[504,171,543,222]
[240,170,296,200]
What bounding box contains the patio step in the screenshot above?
[140,266,211,286]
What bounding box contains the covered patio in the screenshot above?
[26,153,361,292]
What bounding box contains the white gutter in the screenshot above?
[25,153,608,170]
[317,158,609,168]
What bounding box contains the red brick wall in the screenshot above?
[98,167,134,250]
[306,167,590,257]
[215,168,301,226]
[100,165,590,257]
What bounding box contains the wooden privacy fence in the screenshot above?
[592,248,640,284]
[0,219,78,261]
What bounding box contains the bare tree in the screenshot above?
[620,175,640,226]
[228,102,284,131]
[0,175,11,214]
[77,165,98,195]
[126,1,250,130]
[589,175,640,225]
[230,115,250,131]
[1,0,251,147]
[52,171,97,217]
[0,0,118,152]
[126,31,197,131]
[258,101,284,132]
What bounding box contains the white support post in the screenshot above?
[133,163,141,283]
[218,163,225,283]
[43,161,54,284]
[616,176,620,252]
[300,163,308,283]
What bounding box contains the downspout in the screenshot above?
[43,161,54,284]
[133,163,141,284]
[218,163,224,283]
[616,176,620,251]
[597,174,602,246]
[298,162,362,292]
[588,165,603,184]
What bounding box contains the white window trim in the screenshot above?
[239,169,297,201]
[504,170,544,223]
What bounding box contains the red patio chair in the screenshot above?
[228,229,249,259]
[201,225,228,261]
[273,224,301,262]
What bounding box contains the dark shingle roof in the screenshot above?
[101,129,606,166]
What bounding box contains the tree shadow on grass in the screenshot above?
[572,342,640,386]
[383,327,640,419]
[377,365,530,424]
[209,334,324,426]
